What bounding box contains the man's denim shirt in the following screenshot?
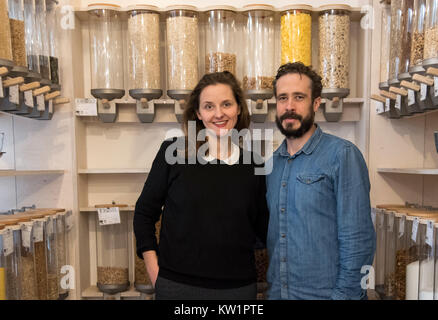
[266,125,376,300]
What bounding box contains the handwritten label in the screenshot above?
[97,207,121,226]
[21,223,33,249]
[65,211,73,231]
[425,220,434,247]
[398,215,405,238]
[385,98,390,112]
[37,94,45,111]
[388,213,394,233]
[0,76,3,97]
[24,90,34,107]
[375,101,385,114]
[407,89,415,106]
[411,218,420,243]
[33,221,43,242]
[2,229,13,256]
[395,95,402,110]
[420,83,427,101]
[9,85,19,105]
[75,98,97,116]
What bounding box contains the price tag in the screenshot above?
[420,83,427,101]
[398,215,405,238]
[97,207,121,226]
[371,208,376,226]
[33,221,44,242]
[24,90,34,107]
[0,76,3,98]
[407,89,415,106]
[411,217,420,243]
[425,220,434,247]
[388,212,394,232]
[385,98,390,112]
[21,223,32,249]
[434,77,438,97]
[37,94,45,111]
[48,100,53,114]
[2,229,13,256]
[9,85,19,105]
[378,211,385,229]
[75,98,98,116]
[395,95,402,110]
[65,211,73,231]
[375,101,385,114]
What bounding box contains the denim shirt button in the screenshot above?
[281,257,286,262]
[281,233,286,238]
[282,182,286,187]
[281,208,285,213]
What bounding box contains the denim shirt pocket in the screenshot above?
[294,173,331,214]
[296,174,325,185]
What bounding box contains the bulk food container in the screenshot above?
[417,217,437,299]
[242,4,275,99]
[17,216,38,300]
[127,5,162,101]
[318,5,351,95]
[389,1,404,85]
[423,0,438,68]
[88,3,124,101]
[23,0,40,80]
[204,6,237,75]
[0,0,13,68]
[280,5,312,66]
[165,5,199,100]
[399,0,415,81]
[8,0,28,77]
[96,205,129,294]
[0,224,6,300]
[394,213,409,300]
[380,3,391,89]
[410,0,427,73]
[46,0,59,88]
[375,208,387,297]
[56,210,67,299]
[41,211,59,300]
[35,0,50,83]
[384,211,397,299]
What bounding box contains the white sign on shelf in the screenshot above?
[385,98,390,112]
[434,77,438,97]
[75,98,98,116]
[9,85,19,105]
[97,207,121,226]
[426,220,434,247]
[411,217,420,243]
[407,89,415,106]
[21,223,32,249]
[395,95,402,111]
[420,83,427,101]
[375,101,385,114]
[24,90,34,107]
[2,229,13,256]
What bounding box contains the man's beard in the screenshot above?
[275,107,315,139]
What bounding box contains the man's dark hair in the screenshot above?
[272,62,323,102]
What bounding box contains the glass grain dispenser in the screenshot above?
[96,204,130,295]
[398,0,415,82]
[88,3,124,122]
[384,211,396,299]
[43,212,58,300]
[127,5,162,123]
[318,5,351,122]
[380,3,391,90]
[204,6,237,75]
[56,211,67,299]
[280,5,312,67]
[417,217,437,300]
[423,0,438,68]
[46,0,60,90]
[23,0,40,80]
[35,0,50,85]
[0,0,13,69]
[0,224,6,300]
[404,215,421,300]
[8,0,28,77]
[389,1,405,87]
[165,5,199,101]
[17,216,38,300]
[0,217,22,300]
[410,0,427,75]
[394,212,409,300]
[375,208,387,297]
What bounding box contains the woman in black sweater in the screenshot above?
[133,71,269,300]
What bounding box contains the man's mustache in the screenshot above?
[280,111,303,122]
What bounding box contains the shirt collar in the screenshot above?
[202,142,240,165]
[275,125,323,158]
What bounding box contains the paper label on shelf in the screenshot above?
[371,208,376,226]
[426,220,434,247]
[407,89,415,106]
[9,85,19,105]
[399,215,405,238]
[378,211,384,229]
[0,76,3,97]
[75,98,97,116]
[412,218,420,243]
[375,101,384,114]
[24,90,34,107]
[385,98,390,112]
[65,211,73,231]
[434,77,438,97]
[37,94,45,111]
[21,223,32,249]
[49,100,53,114]
[420,83,427,101]
[33,221,43,242]
[395,95,401,110]
[388,213,394,232]
[2,229,13,256]
[97,207,121,226]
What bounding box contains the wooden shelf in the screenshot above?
[378,168,438,175]
[80,206,135,212]
[82,285,153,298]
[0,170,65,177]
[78,168,150,174]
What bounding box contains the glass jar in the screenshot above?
[88,3,124,99]
[380,4,391,85]
[0,0,13,65]
[410,0,427,69]
[384,211,397,299]
[318,5,351,90]
[8,0,27,68]
[165,5,199,92]
[35,0,49,81]
[242,4,275,91]
[399,0,415,80]
[423,0,438,64]
[17,216,38,300]
[56,211,67,299]
[23,0,40,78]
[127,5,161,91]
[405,215,421,300]
[280,5,312,66]
[0,224,6,300]
[389,1,404,84]
[417,217,437,300]
[46,0,59,85]
[375,208,387,297]
[394,213,409,300]
[204,6,237,75]
[43,213,58,300]
[96,207,129,293]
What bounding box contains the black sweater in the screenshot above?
[133,138,269,289]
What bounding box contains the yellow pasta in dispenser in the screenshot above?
[0,268,5,300]
[281,10,312,66]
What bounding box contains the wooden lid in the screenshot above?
[318,4,352,12]
[23,209,58,216]
[242,4,275,12]
[165,5,198,12]
[95,204,128,208]
[280,5,313,12]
